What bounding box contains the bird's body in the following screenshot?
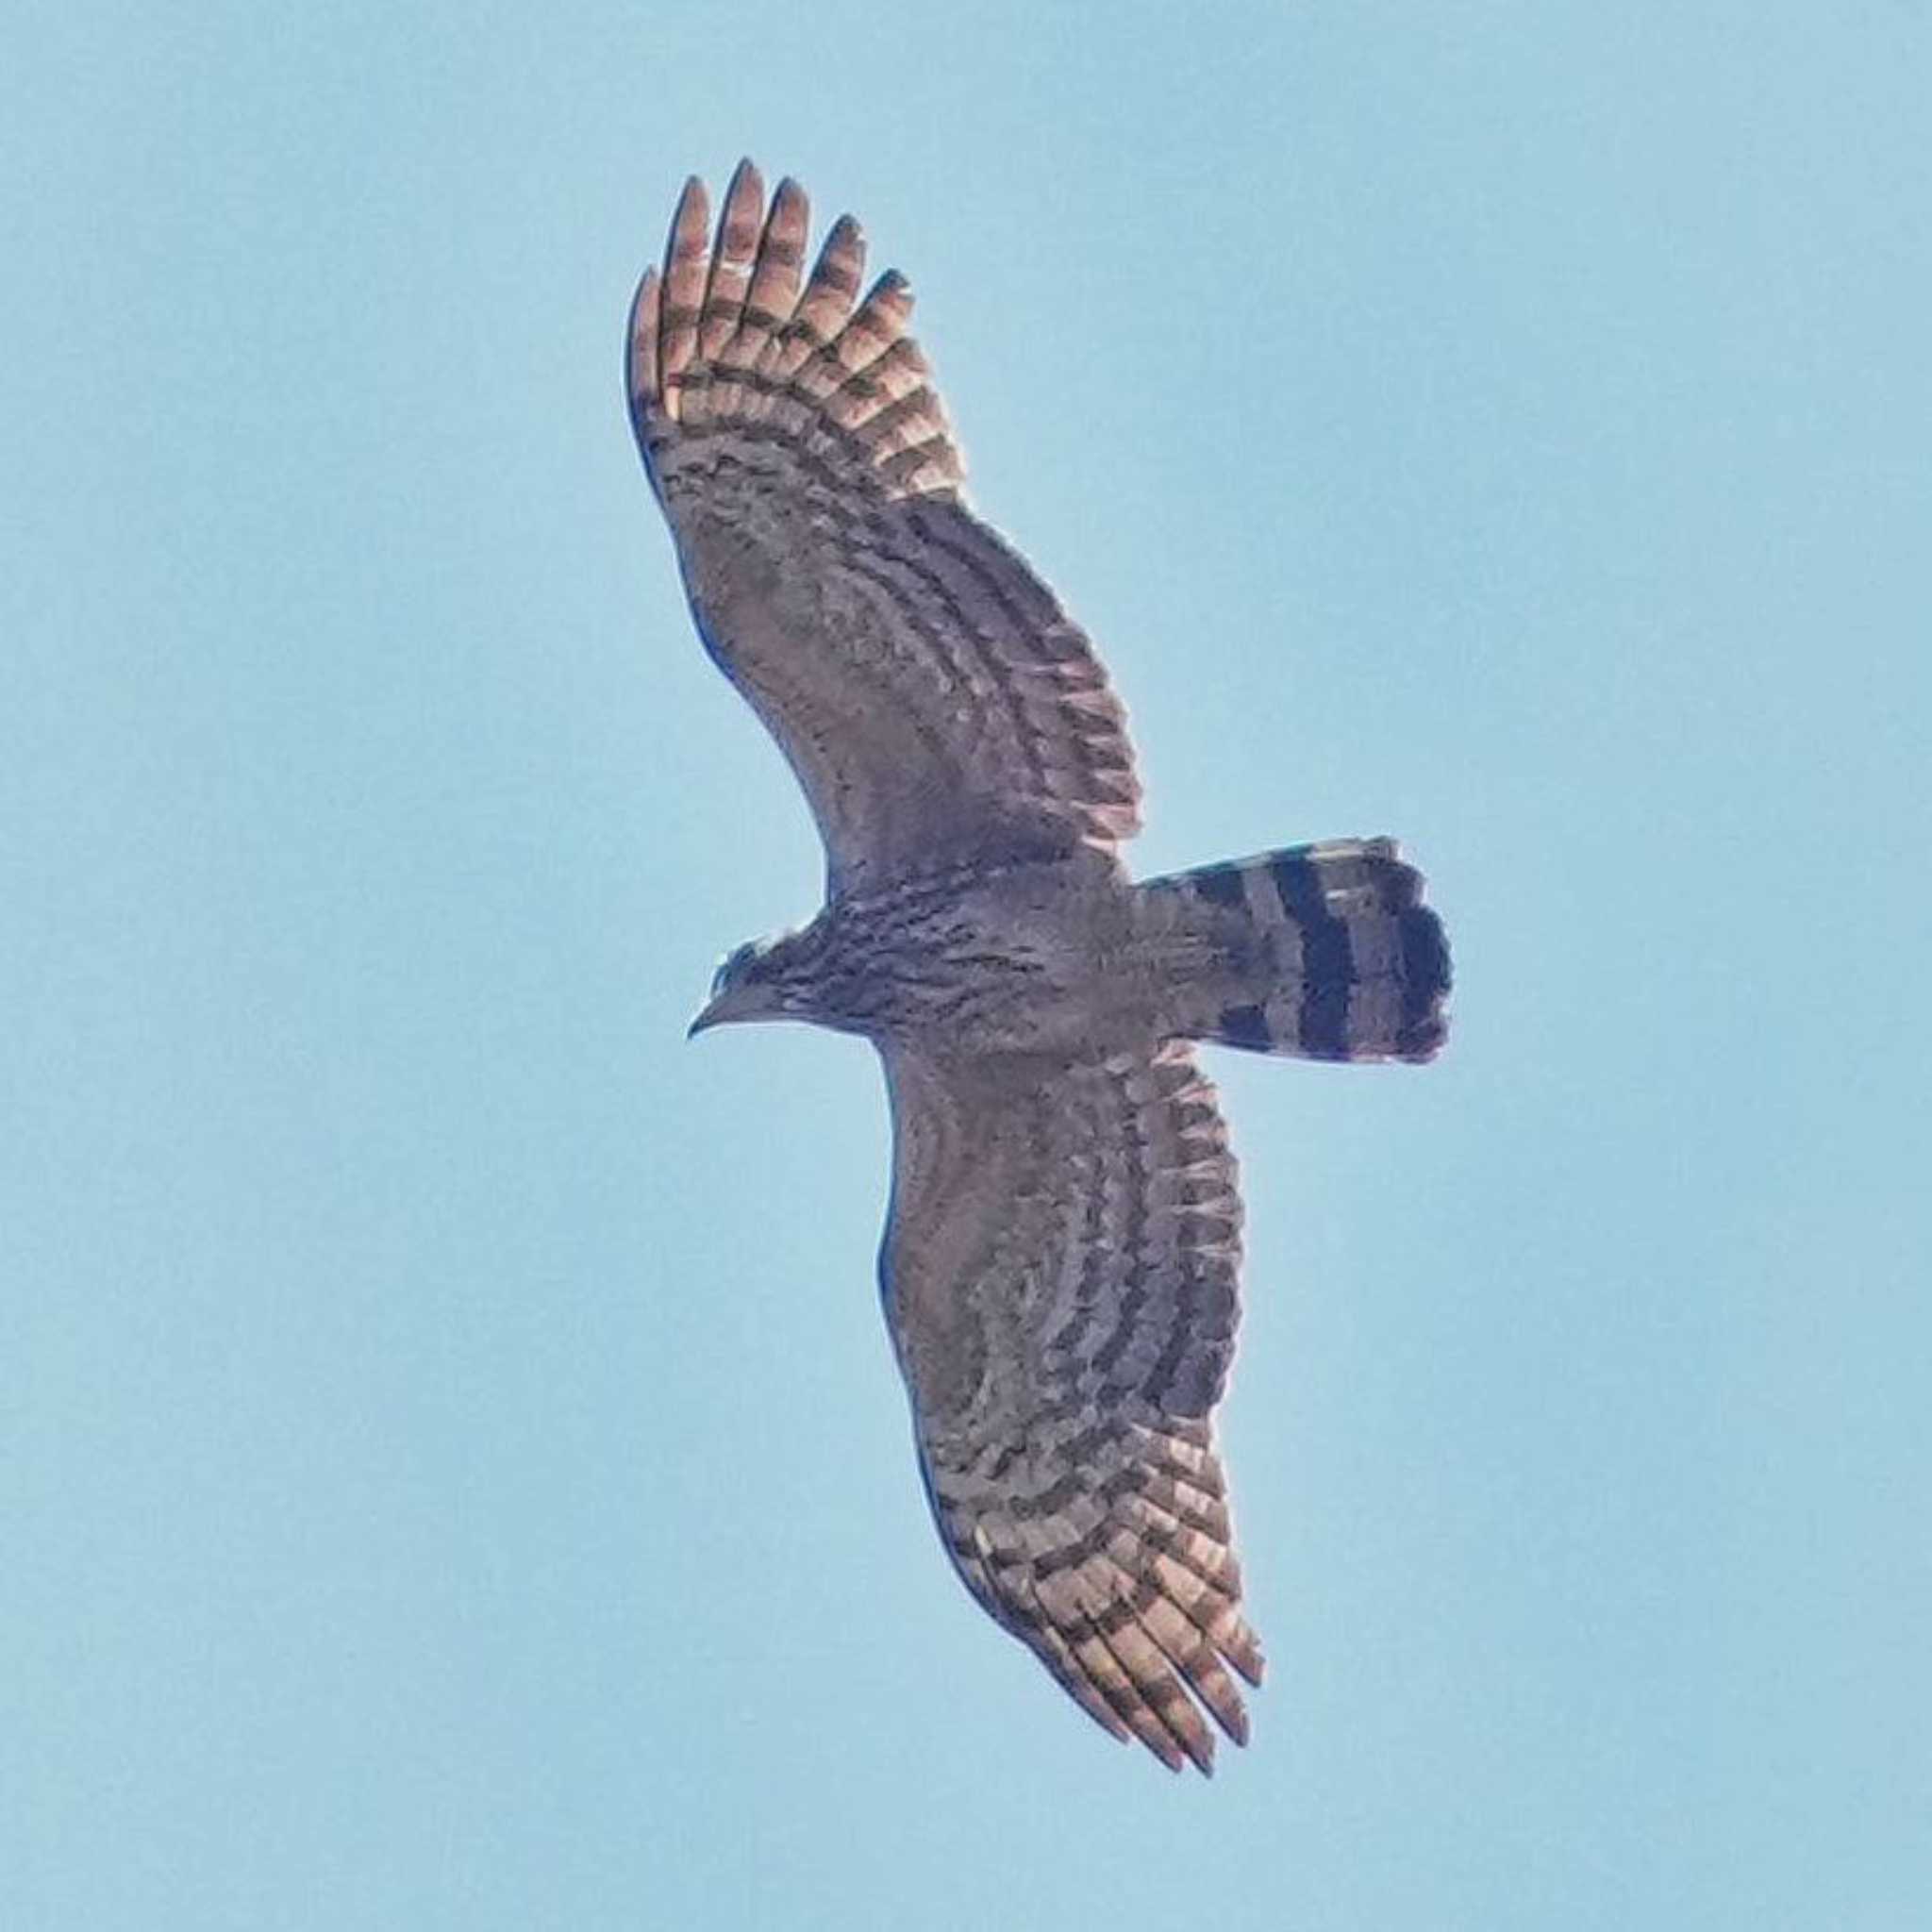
[708,854,1180,1054]
[713,843,1443,1065]
[627,161,1450,1774]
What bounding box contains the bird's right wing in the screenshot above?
[877,1040,1263,1774]
[627,162,1141,895]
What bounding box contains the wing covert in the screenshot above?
[878,1041,1262,1774]
[628,162,1141,894]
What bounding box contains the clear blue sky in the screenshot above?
[5,5,1927,1927]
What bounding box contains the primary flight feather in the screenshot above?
[626,160,1450,1774]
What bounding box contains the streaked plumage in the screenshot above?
[626,162,1451,1773]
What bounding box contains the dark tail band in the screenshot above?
[1146,839,1450,1064]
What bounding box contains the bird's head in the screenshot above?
[688,934,816,1036]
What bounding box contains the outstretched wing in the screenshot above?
[878,1040,1263,1774]
[627,162,1141,894]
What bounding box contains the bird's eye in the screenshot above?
[711,942,758,998]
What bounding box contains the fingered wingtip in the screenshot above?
[669,174,709,245]
[627,263,663,421]
[629,161,964,497]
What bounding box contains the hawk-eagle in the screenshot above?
[626,161,1450,1773]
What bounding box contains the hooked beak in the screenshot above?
[687,983,761,1038]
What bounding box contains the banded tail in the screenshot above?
[1142,838,1450,1064]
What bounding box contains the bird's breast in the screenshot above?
[821,869,1141,1056]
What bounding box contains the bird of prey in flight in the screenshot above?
[625,160,1450,1773]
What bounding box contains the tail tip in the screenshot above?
[1392,903,1452,1061]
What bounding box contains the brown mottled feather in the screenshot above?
[658,175,709,408]
[881,1041,1262,1772]
[698,158,762,360]
[627,160,1140,895]
[726,175,808,376]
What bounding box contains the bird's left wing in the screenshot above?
[877,1040,1264,1774]
[627,162,1141,895]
